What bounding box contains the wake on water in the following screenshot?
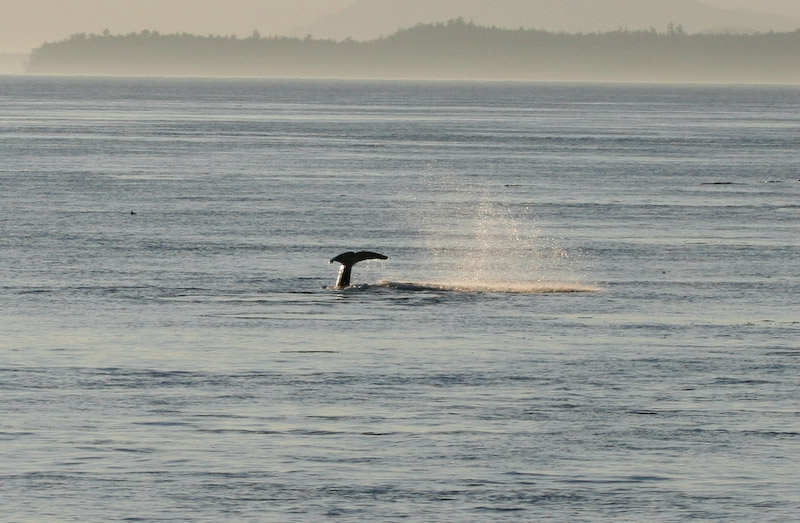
[348,280,600,294]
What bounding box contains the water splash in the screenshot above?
[401,169,594,292]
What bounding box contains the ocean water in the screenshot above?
[1,76,798,521]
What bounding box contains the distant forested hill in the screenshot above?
[295,0,800,40]
[26,19,800,83]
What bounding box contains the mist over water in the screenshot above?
[1,77,799,521]
[395,170,594,292]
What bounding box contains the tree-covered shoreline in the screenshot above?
[26,19,800,83]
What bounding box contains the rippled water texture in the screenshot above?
[1,77,799,521]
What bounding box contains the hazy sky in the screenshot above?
[1,0,799,53]
[701,0,798,15]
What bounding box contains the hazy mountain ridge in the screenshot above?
[295,0,800,40]
[27,20,800,83]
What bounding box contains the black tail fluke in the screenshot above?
[329,251,388,288]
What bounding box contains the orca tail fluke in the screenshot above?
[329,251,388,288]
[330,251,388,265]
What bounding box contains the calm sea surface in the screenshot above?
[1,76,799,521]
